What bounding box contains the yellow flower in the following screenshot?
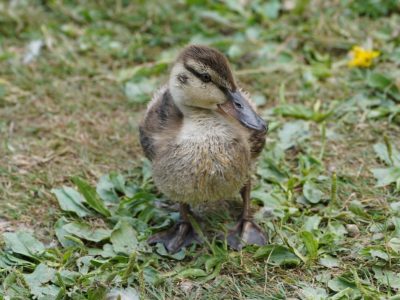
[348,46,380,68]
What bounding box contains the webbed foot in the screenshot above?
[227,219,267,250]
[148,203,202,253]
[148,221,200,253]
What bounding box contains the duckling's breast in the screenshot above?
[152,117,251,203]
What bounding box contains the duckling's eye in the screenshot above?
[200,73,211,83]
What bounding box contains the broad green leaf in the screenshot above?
[368,105,400,120]
[59,270,80,286]
[251,190,286,209]
[299,286,328,300]
[204,256,223,273]
[330,288,354,300]
[96,173,125,203]
[227,44,243,59]
[277,121,310,150]
[258,0,281,19]
[257,162,288,183]
[88,243,116,258]
[23,263,60,299]
[293,0,311,14]
[327,221,347,239]
[328,276,358,294]
[199,11,235,27]
[303,215,321,231]
[200,262,223,283]
[54,217,81,248]
[0,84,6,99]
[72,177,111,217]
[369,249,389,261]
[391,202,400,212]
[3,231,45,258]
[369,222,385,233]
[141,158,152,182]
[223,0,247,14]
[2,272,31,298]
[124,79,155,104]
[0,252,8,268]
[373,143,400,166]
[110,221,138,255]
[155,243,186,260]
[51,187,92,217]
[143,266,162,285]
[349,200,369,218]
[300,231,319,259]
[177,268,207,279]
[117,61,168,82]
[63,221,111,242]
[254,244,301,266]
[1,252,35,268]
[350,0,398,17]
[106,288,139,300]
[76,256,93,275]
[275,104,314,119]
[389,238,400,253]
[367,72,400,101]
[96,174,120,203]
[88,287,107,300]
[373,143,392,164]
[252,93,267,107]
[373,267,400,289]
[116,191,156,218]
[319,255,340,268]
[371,167,400,188]
[367,72,392,90]
[274,104,333,123]
[109,172,126,192]
[303,181,324,204]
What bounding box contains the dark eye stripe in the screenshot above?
[184,63,230,91]
[184,63,212,83]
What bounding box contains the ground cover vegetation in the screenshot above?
[1,0,400,299]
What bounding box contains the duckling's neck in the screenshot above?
[177,105,238,141]
[180,105,215,121]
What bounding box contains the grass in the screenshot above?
[1,0,400,299]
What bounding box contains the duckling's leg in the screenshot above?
[147,203,200,253]
[227,180,267,250]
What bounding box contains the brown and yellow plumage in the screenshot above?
[139,45,268,252]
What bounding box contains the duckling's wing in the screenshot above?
[240,89,268,158]
[139,86,183,161]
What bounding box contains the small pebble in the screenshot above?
[260,207,274,218]
[180,280,194,294]
[346,224,360,237]
[105,288,139,300]
[372,233,384,240]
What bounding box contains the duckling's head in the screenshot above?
[169,45,265,131]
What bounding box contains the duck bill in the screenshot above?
[218,90,267,131]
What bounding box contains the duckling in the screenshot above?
[139,45,268,252]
